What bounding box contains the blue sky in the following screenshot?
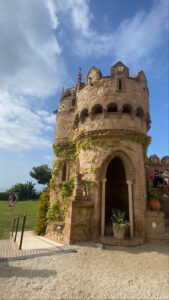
[0,0,168,191]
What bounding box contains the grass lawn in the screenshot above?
[0,200,38,240]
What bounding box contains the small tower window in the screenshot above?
[62,162,67,181]
[119,79,122,90]
[74,114,79,128]
[91,104,103,115]
[122,104,132,114]
[80,108,89,122]
[72,98,75,106]
[136,107,144,118]
[107,103,118,112]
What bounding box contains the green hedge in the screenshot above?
[0,193,10,201]
[34,188,50,235]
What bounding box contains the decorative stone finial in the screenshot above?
[61,87,64,98]
[77,67,82,83]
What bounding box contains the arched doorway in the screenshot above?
[105,157,129,235]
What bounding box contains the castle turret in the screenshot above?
[49,62,152,245]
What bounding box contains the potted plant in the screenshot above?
[111,209,128,240]
[149,193,161,210]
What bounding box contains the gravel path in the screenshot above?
[0,243,168,300]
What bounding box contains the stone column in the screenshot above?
[126,180,133,237]
[101,179,107,236]
[93,182,101,239]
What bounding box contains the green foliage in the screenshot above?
[53,143,76,161]
[34,189,50,235]
[149,192,159,199]
[74,129,151,161]
[59,179,74,200]
[49,177,58,190]
[30,164,52,185]
[111,209,128,227]
[46,201,59,223]
[0,193,9,201]
[7,181,38,200]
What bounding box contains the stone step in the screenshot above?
[98,236,141,247]
[146,232,169,245]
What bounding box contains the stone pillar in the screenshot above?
[93,183,101,239]
[126,180,133,237]
[101,179,107,236]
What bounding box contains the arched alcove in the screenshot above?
[136,107,144,118]
[105,157,129,235]
[80,108,89,122]
[91,104,103,115]
[107,103,118,112]
[122,104,132,114]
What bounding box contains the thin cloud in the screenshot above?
[0,92,54,151]
[0,0,66,98]
[59,0,168,68]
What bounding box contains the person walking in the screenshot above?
[10,193,17,214]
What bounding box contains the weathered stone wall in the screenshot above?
[46,201,93,244]
[145,210,165,236]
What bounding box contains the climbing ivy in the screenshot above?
[74,129,151,160]
[53,143,76,161]
[46,200,59,223]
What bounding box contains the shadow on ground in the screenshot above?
[0,262,56,278]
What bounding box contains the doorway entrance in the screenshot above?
[105,157,129,235]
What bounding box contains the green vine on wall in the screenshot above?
[74,129,151,161]
[53,143,76,161]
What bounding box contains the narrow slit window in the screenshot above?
[119,79,122,90]
[62,162,67,181]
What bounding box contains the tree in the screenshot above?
[7,181,38,200]
[30,164,52,185]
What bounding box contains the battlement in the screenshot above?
[54,62,151,144]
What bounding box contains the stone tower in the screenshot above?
[48,61,151,245]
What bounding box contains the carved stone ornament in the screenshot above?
[58,100,69,112]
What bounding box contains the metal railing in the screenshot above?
[11,214,26,250]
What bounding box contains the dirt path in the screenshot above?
[0,243,168,300]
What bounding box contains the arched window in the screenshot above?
[62,162,67,181]
[80,108,89,122]
[107,103,118,112]
[136,107,144,118]
[91,104,103,115]
[119,79,122,90]
[122,104,132,114]
[74,114,79,128]
[72,98,75,106]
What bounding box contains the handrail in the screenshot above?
[11,214,26,250]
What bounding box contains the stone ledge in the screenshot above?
[98,236,141,247]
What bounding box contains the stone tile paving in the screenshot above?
[0,239,77,262]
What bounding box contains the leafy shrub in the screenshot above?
[0,193,10,201]
[34,188,50,235]
[6,182,38,200]
[46,200,59,223]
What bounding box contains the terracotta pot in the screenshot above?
[149,198,161,210]
[113,225,126,239]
